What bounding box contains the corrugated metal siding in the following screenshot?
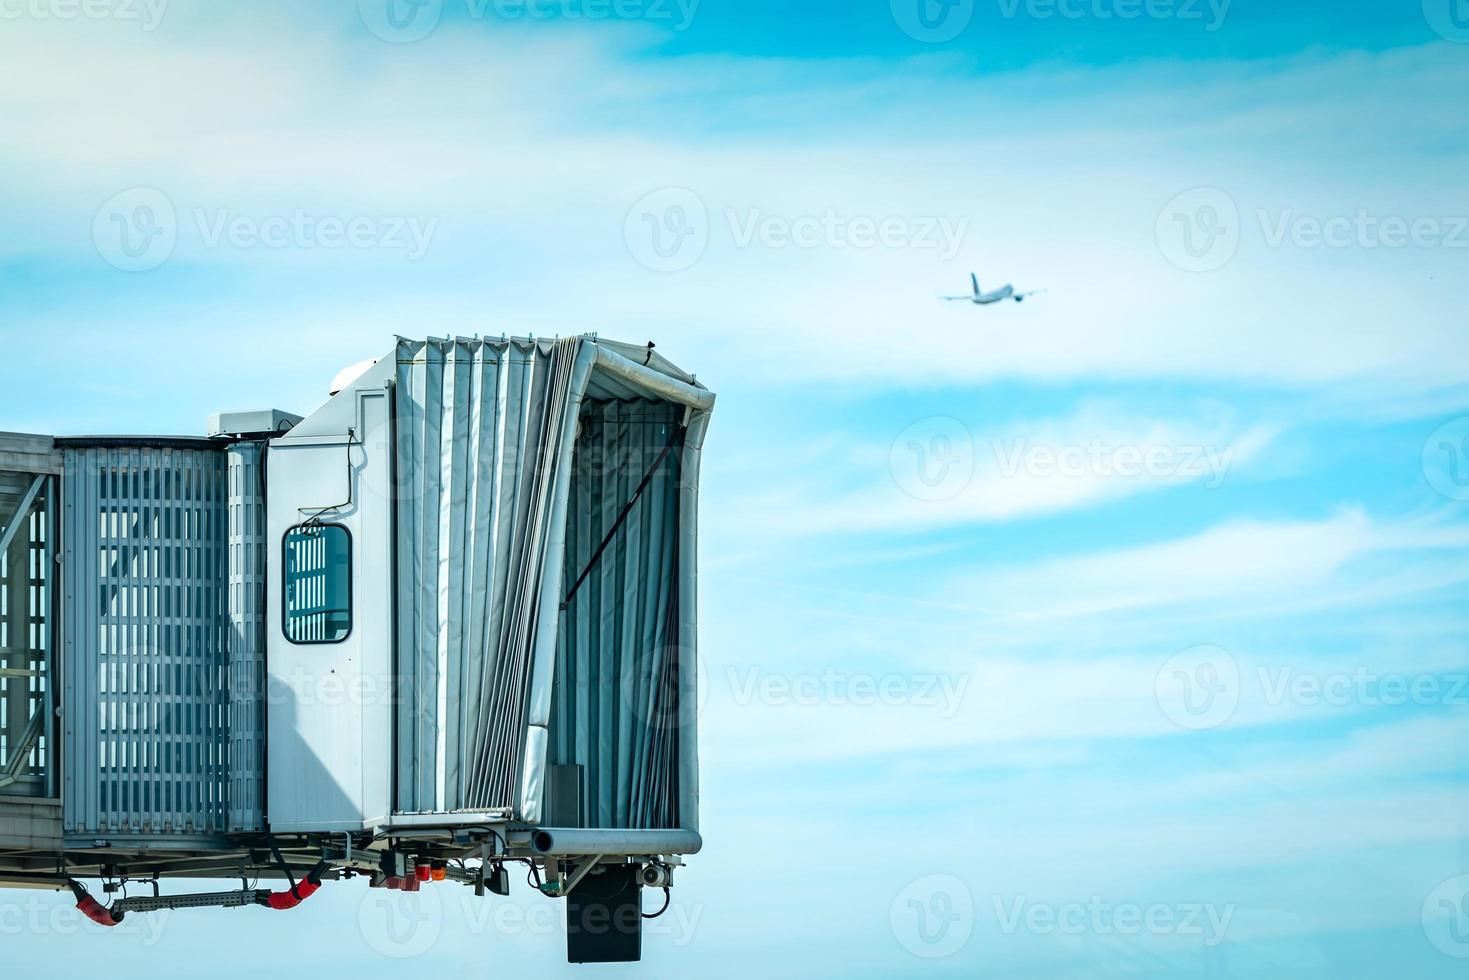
[394,337,587,816]
[225,444,265,833]
[392,338,713,828]
[62,445,264,839]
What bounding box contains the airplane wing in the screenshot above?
[940,295,973,301]
[1014,288,1048,301]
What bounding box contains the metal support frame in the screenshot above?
[111,889,273,914]
[0,472,51,798]
[0,710,44,788]
[542,854,605,897]
[0,475,43,557]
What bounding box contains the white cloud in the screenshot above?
[694,508,1469,773]
[750,411,1280,535]
[1,13,1466,392]
[934,509,1469,626]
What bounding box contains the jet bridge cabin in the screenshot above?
[0,335,714,964]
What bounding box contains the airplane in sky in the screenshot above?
[942,273,1045,305]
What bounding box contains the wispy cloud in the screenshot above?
[746,412,1279,534]
[2,13,1466,395]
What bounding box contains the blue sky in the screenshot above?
[2,0,1468,976]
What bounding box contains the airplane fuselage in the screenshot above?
[943,274,1038,305]
[974,284,1015,304]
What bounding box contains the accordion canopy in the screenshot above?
[390,336,713,830]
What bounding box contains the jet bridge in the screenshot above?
[0,335,714,964]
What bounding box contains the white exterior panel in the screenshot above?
[265,379,394,833]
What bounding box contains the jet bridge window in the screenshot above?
[282,523,352,644]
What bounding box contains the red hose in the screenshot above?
[68,881,124,927]
[264,878,320,910]
[260,861,329,911]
